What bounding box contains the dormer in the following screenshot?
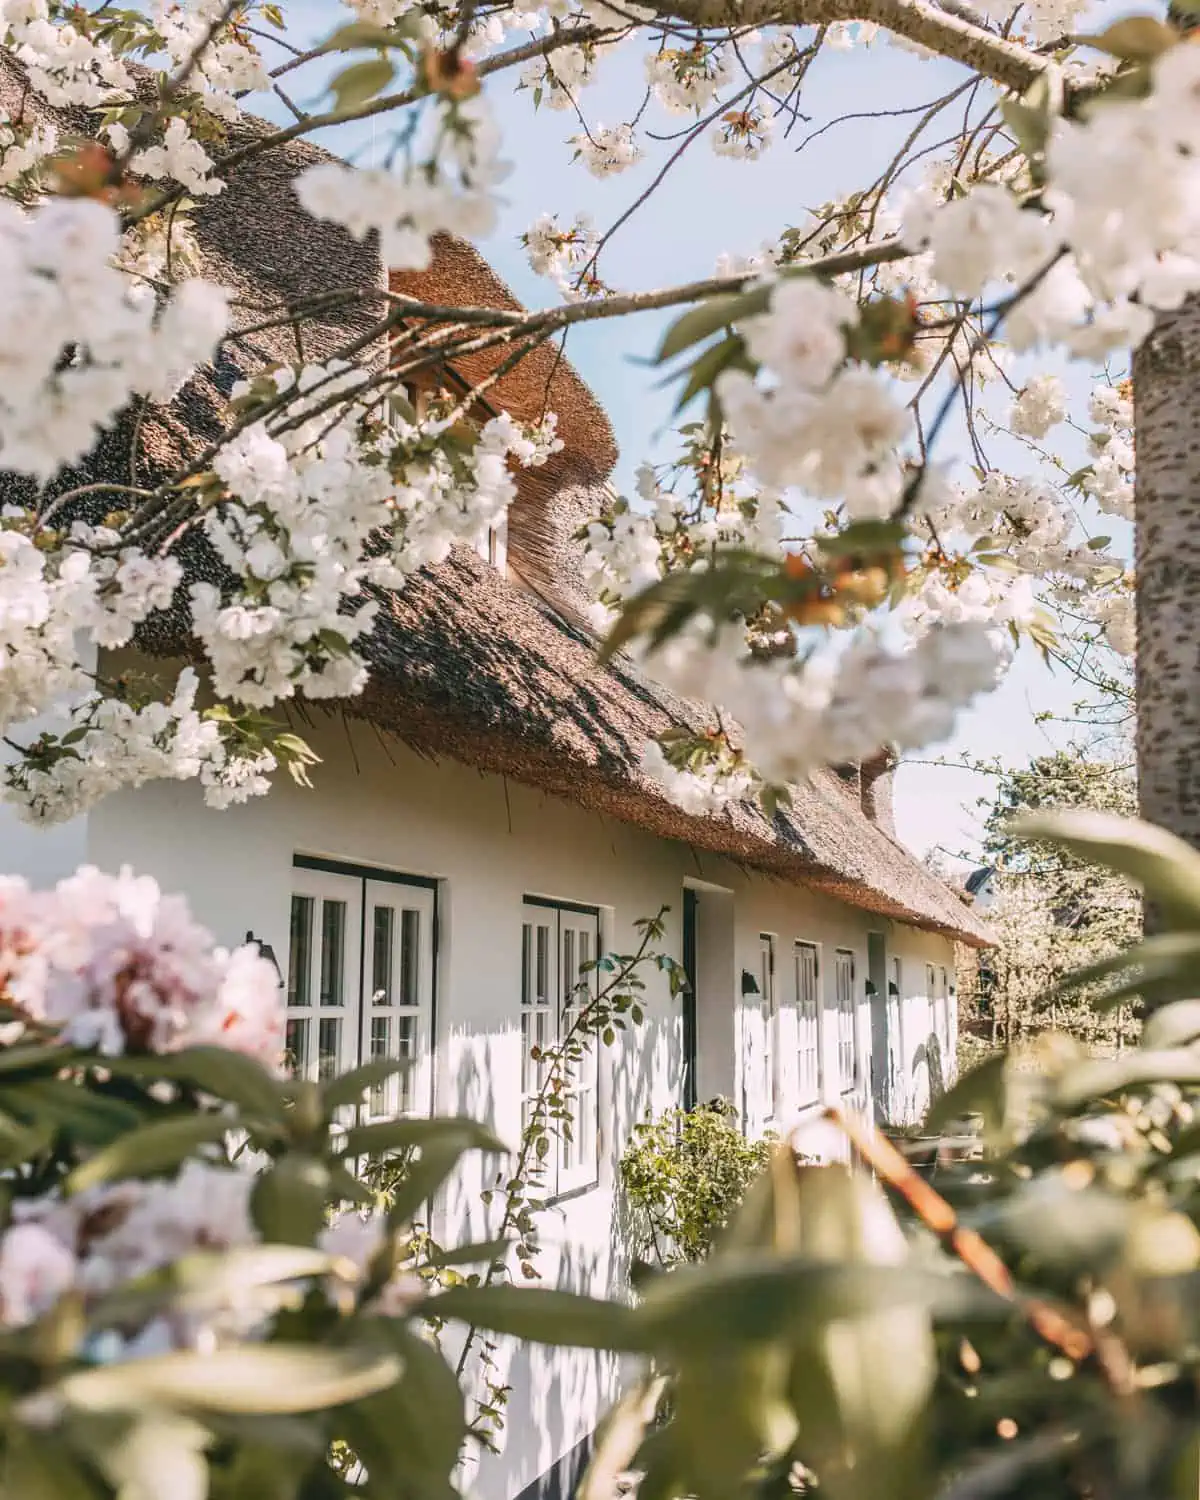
[388,236,618,617]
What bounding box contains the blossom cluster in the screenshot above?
[0,864,282,1060]
[0,865,422,1367]
[720,278,910,505]
[901,45,1200,360]
[523,210,601,297]
[2,668,279,825]
[295,96,508,270]
[570,122,641,178]
[635,615,1007,792]
[0,195,228,479]
[193,364,559,712]
[0,1163,421,1345]
[152,0,270,121]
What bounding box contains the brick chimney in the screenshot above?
[860,747,897,838]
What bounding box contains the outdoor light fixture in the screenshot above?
[245,930,283,984]
[740,969,760,996]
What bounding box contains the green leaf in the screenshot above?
[339,1324,465,1492]
[0,1426,105,1500]
[60,1346,401,1417]
[100,1046,287,1121]
[0,1042,79,1076]
[1144,999,1200,1049]
[636,1258,985,1348]
[65,1113,231,1195]
[599,549,779,665]
[423,1285,651,1351]
[338,1116,506,1161]
[1011,811,1200,929]
[425,1236,509,1269]
[1053,932,1200,1007]
[251,1153,331,1246]
[819,519,910,557]
[655,286,771,364]
[384,1140,478,1230]
[924,1050,1007,1135]
[88,1245,337,1331]
[671,334,753,415]
[318,20,409,51]
[323,1058,412,1113]
[2,1078,145,1145]
[1079,14,1177,59]
[329,56,396,110]
[1054,1048,1200,1109]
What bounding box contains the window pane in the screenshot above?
[400,909,420,1006]
[318,1017,341,1079]
[536,925,550,1005]
[288,896,313,1007]
[372,906,393,1004]
[521,924,532,1006]
[396,1015,418,1112]
[369,1015,392,1113]
[285,1017,310,1078]
[320,901,346,1006]
[563,927,576,1006]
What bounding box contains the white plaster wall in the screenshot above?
[67,707,960,1498]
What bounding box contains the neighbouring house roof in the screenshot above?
[964,867,995,896]
[0,53,992,948]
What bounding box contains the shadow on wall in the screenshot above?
[444,973,679,1500]
[476,1234,610,1500]
[912,1032,946,1114]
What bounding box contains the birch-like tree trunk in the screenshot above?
[1134,298,1200,852]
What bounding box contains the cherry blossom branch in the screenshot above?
[650,0,1052,93]
[576,42,823,287]
[127,24,617,225]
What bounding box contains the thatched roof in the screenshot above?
[355,550,991,943]
[0,51,991,947]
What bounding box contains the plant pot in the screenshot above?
[884,1132,941,1170]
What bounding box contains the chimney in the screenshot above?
[860,747,897,838]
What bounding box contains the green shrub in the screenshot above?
[619,1099,776,1266]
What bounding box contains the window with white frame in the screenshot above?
[834,949,858,1093]
[521,898,601,1196]
[285,859,436,1122]
[794,941,821,1108]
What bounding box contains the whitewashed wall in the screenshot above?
[1,700,960,1500]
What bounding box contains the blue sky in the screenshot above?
[268,1,1124,865]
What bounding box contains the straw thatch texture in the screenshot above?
[350,547,991,945]
[0,49,990,946]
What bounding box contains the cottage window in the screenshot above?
[475,514,508,572]
[938,964,953,1064]
[521,897,601,1196]
[285,858,437,1123]
[794,941,821,1108]
[834,949,858,1093]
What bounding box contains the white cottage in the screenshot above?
[0,57,991,1500]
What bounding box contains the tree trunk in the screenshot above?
[1134,297,1200,852]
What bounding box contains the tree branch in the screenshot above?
[650,0,1050,93]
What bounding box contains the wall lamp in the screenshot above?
[245,930,283,984]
